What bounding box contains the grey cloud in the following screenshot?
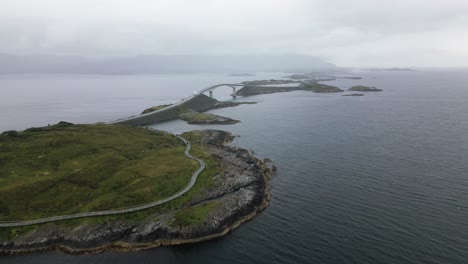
[0,0,467,67]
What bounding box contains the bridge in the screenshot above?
[0,82,288,227]
[110,83,245,126]
[110,81,305,126]
[199,83,245,99]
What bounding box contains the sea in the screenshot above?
[0,69,467,263]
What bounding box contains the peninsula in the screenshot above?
[0,80,384,255]
[0,123,272,254]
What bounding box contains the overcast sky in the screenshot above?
[1,0,468,67]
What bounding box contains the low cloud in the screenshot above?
[1,0,467,67]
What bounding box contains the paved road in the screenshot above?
[0,135,205,228]
[109,83,244,124]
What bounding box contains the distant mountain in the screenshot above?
[0,54,335,74]
[363,67,415,72]
[0,54,94,74]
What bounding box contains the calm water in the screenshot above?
[1,70,468,263]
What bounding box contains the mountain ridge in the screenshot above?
[0,54,335,74]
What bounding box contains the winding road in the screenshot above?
[0,135,205,228]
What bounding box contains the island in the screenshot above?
[227,73,255,77]
[179,110,240,124]
[338,76,363,80]
[0,123,272,254]
[285,74,317,80]
[285,73,362,81]
[141,104,172,114]
[348,85,383,92]
[115,80,380,128]
[236,81,343,96]
[342,93,365,96]
[240,79,298,85]
[364,67,415,72]
[140,95,255,125]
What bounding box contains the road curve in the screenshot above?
[108,83,244,124]
[0,135,205,228]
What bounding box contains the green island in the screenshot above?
[342,93,365,97]
[179,111,239,125]
[236,82,343,96]
[141,104,172,114]
[140,95,250,125]
[348,85,383,92]
[0,123,272,254]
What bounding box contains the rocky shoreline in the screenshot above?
[0,130,273,255]
[139,96,255,125]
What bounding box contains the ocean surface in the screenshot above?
[1,70,468,263]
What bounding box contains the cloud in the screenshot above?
[0,0,467,66]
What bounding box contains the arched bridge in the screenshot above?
[109,83,245,126]
[198,83,245,99]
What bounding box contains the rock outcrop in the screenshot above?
[0,130,272,255]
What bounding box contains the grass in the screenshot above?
[302,83,344,93]
[180,112,218,122]
[0,128,224,239]
[141,104,172,114]
[172,201,219,226]
[349,85,382,91]
[0,123,198,221]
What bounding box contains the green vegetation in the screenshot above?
[173,201,219,226]
[179,112,239,124]
[0,127,225,241]
[342,93,365,97]
[0,128,226,240]
[302,83,344,93]
[141,104,172,115]
[181,112,215,122]
[287,74,312,79]
[349,85,383,92]
[0,123,198,221]
[237,82,343,96]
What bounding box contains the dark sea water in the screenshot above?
[1,70,468,263]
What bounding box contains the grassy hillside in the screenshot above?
[0,123,198,221]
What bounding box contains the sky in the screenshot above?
[1,0,468,67]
